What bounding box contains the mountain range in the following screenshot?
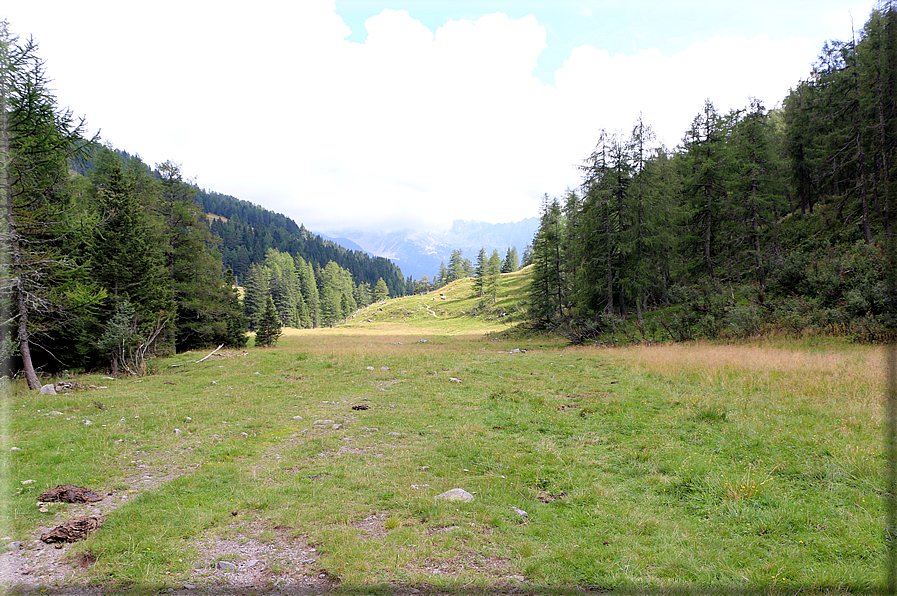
[322,218,540,281]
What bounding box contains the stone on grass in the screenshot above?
[39,384,57,395]
[435,488,474,502]
[215,560,237,571]
[512,506,528,520]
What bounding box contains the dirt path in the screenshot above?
[1,445,332,594]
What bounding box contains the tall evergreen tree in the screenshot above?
[473,247,487,296]
[0,25,102,387]
[501,247,519,273]
[373,277,389,301]
[254,296,281,347]
[486,249,502,303]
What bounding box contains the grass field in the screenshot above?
[1,270,888,594]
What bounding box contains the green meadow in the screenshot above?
[2,270,887,594]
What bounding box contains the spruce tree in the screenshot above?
[255,296,282,347]
[474,248,487,296]
[501,247,519,273]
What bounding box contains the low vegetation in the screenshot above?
[3,273,886,594]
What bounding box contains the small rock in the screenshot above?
[365,366,375,371]
[512,506,528,520]
[513,575,526,582]
[435,488,474,502]
[387,432,403,436]
[39,507,49,513]
[359,427,379,432]
[39,384,57,395]
[21,479,35,485]
[7,541,21,551]
[184,416,192,421]
[380,366,390,371]
[240,432,248,437]
[421,466,430,471]
[183,584,196,590]
[83,420,93,426]
[300,558,316,565]
[313,419,335,425]
[293,415,303,420]
[10,447,21,452]
[211,434,222,440]
[449,378,462,383]
[48,411,63,416]
[246,559,260,568]
[332,424,342,430]
[215,560,237,571]
[417,339,430,343]
[174,428,182,435]
[318,573,327,579]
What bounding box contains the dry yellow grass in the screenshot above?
[606,341,885,415]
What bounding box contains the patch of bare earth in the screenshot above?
[0,447,196,592]
[186,520,332,593]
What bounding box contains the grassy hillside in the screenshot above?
[2,269,886,594]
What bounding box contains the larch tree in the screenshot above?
[0,25,101,388]
[373,277,389,302]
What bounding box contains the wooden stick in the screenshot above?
[197,344,224,363]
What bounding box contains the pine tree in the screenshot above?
[242,262,269,330]
[486,249,502,303]
[254,296,281,347]
[373,277,389,301]
[473,247,487,296]
[501,247,519,273]
[0,25,102,387]
[529,196,567,325]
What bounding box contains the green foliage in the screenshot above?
[254,296,282,347]
[373,277,389,302]
[197,190,407,298]
[527,5,897,343]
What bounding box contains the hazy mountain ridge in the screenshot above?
[325,218,540,280]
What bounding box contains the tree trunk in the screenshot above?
[17,286,40,389]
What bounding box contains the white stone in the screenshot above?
[435,488,474,502]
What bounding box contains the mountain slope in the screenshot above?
[330,218,540,280]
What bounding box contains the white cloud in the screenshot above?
[3,0,827,235]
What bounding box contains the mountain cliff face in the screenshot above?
[324,218,540,280]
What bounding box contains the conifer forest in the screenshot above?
[1,4,896,385]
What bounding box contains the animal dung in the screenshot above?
[40,515,106,543]
[38,485,103,503]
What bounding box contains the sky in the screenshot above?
[3,0,879,234]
